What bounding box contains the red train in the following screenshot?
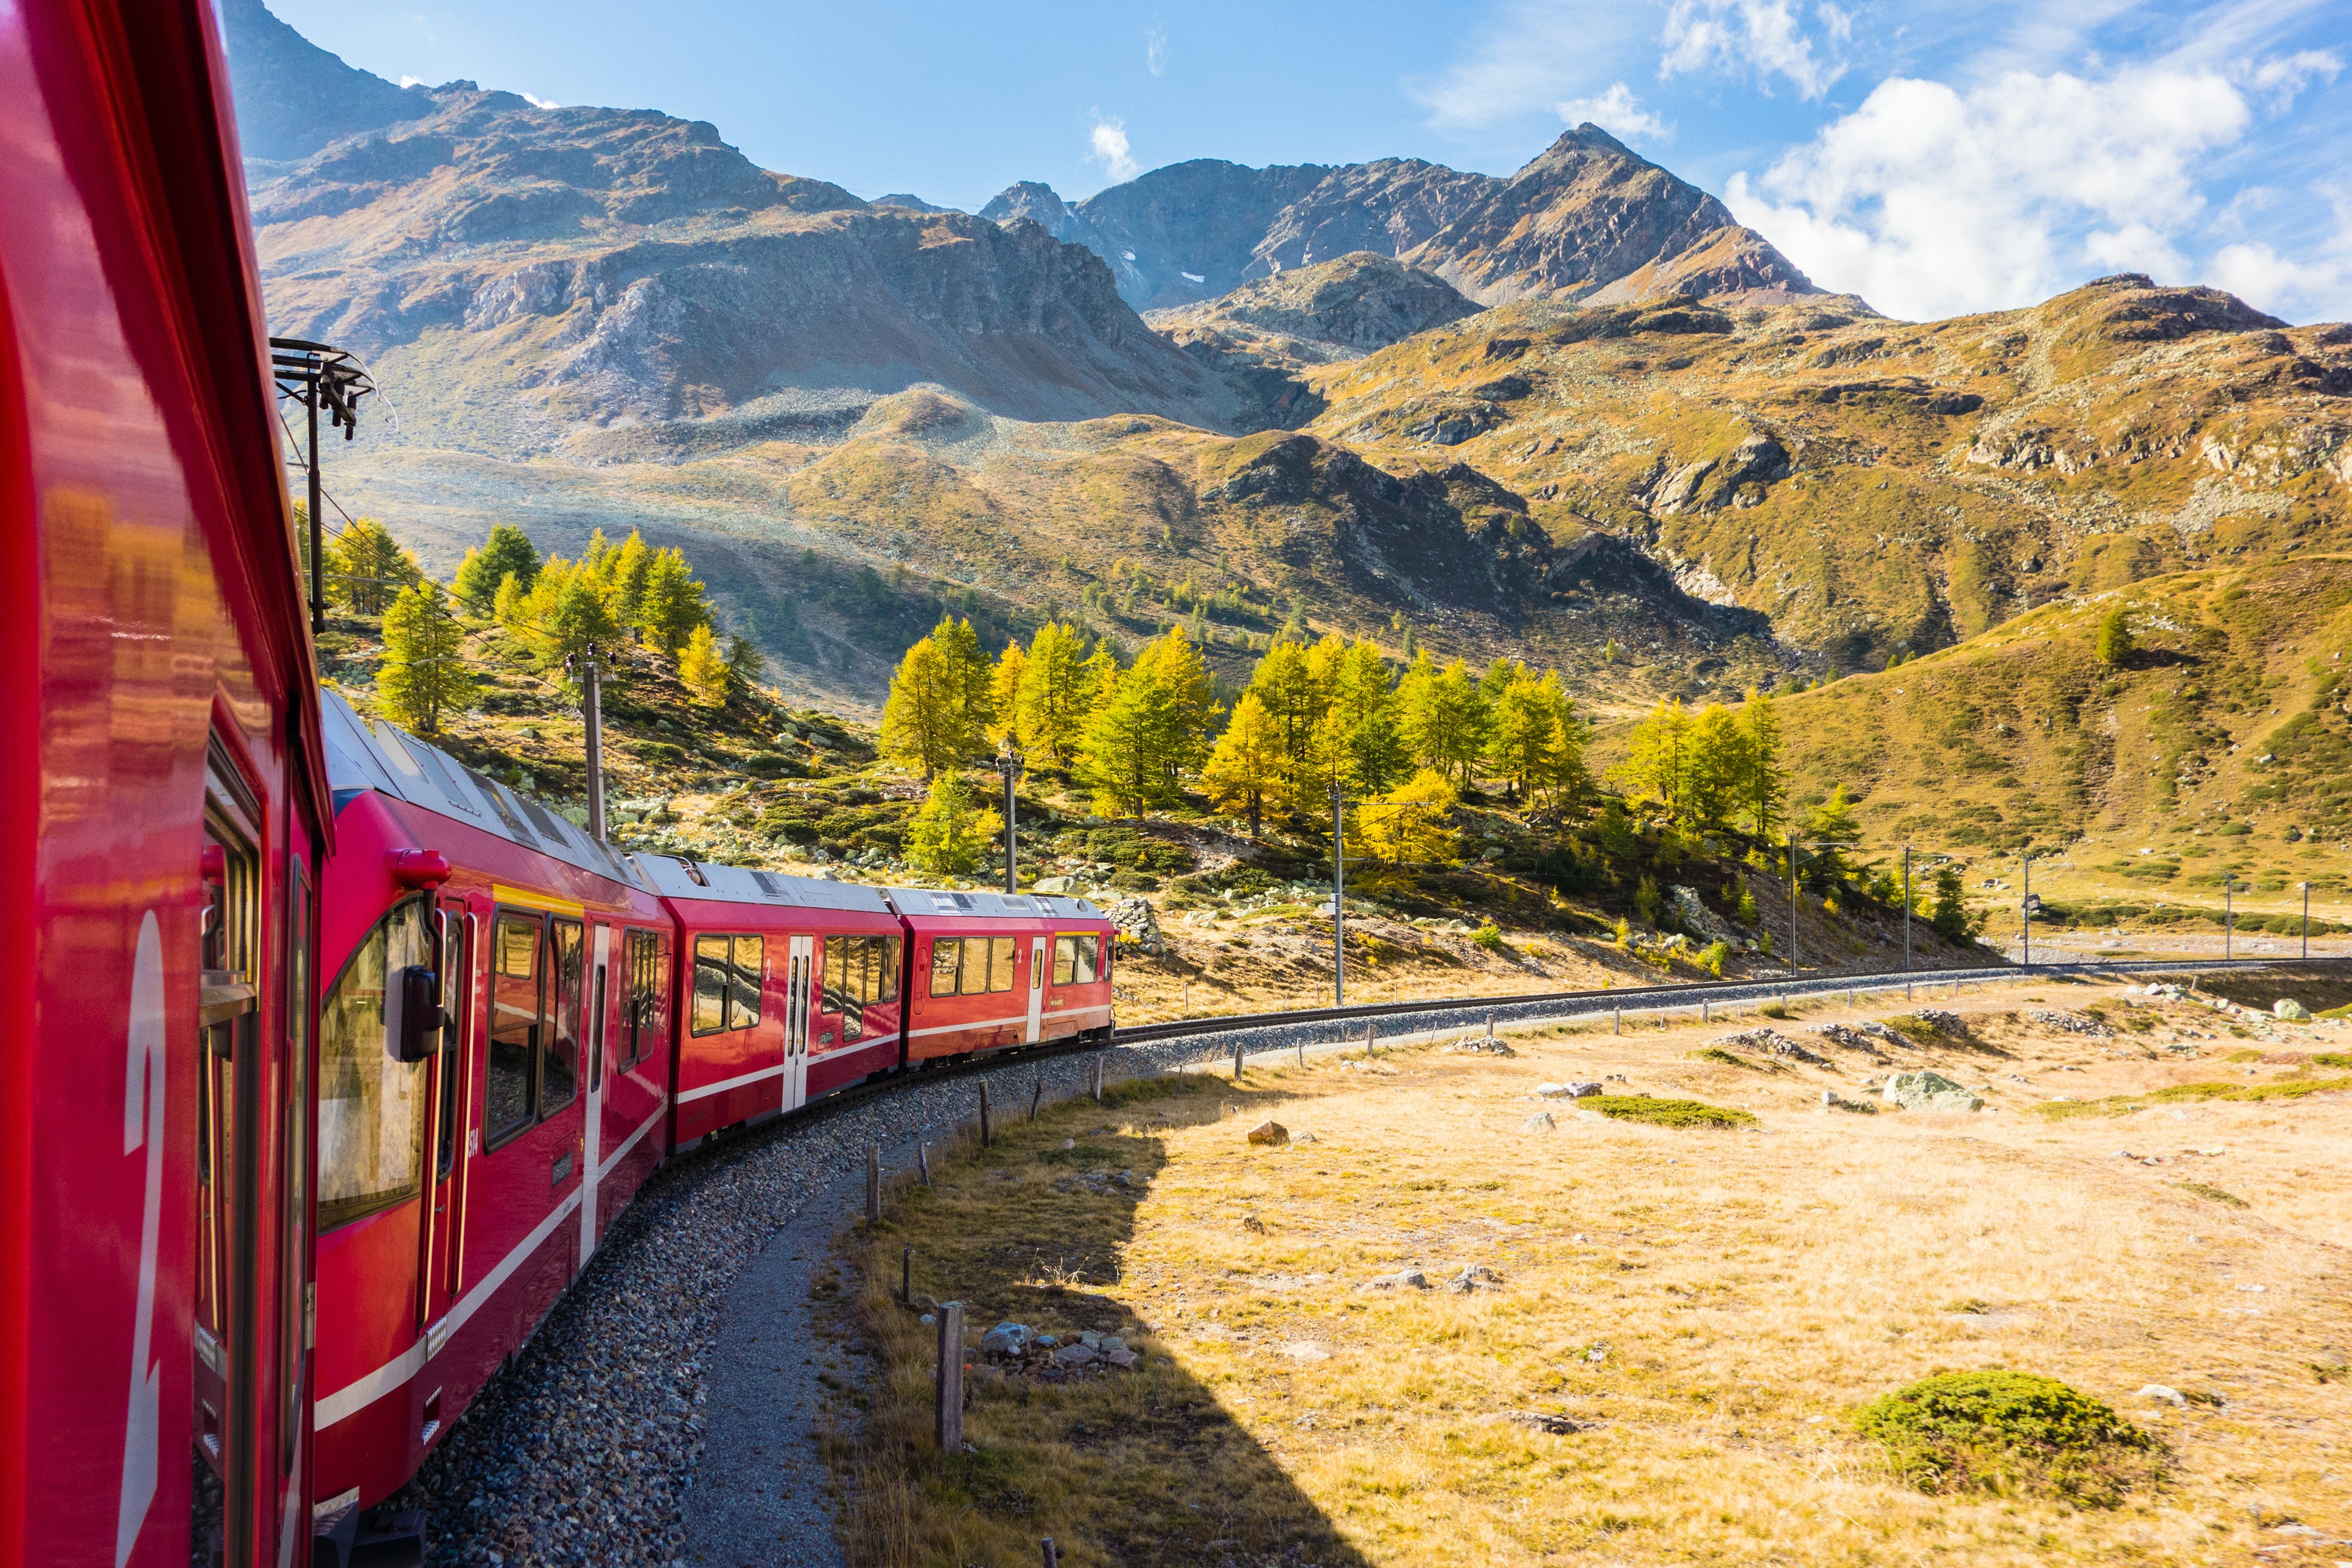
[0,2,332,1566]
[308,696,1116,1551]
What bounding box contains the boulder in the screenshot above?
[2138,1384,2186,1407]
[1886,1070,1983,1111]
[1523,1111,1556,1133]
[1449,1265,1502,1293]
[1536,1081,1603,1098]
[1668,885,1743,946]
[1034,875,1071,895]
[1357,1269,1430,1292]
[2275,998,2311,1021]
[1052,1342,1102,1369]
[980,1321,1031,1356]
[1717,1028,1830,1065]
[1247,1119,1289,1146]
[1454,1037,1517,1055]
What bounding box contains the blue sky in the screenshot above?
[267,0,2350,323]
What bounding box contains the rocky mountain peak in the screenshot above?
[1513,122,1641,178]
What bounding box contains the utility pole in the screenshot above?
[566,642,609,841]
[2020,855,2032,967]
[995,745,1023,894]
[2224,875,2238,960]
[1902,845,1912,973]
[1331,780,1348,1006]
[1787,831,1799,977]
[2301,881,2311,958]
[268,338,373,636]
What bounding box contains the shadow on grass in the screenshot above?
[831,1069,1376,1568]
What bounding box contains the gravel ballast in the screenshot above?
[410,954,2300,1563]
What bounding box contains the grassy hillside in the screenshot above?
[1590,553,2352,937]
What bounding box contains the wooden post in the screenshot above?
[1041,1540,1059,1568]
[1029,1075,1042,1122]
[1485,1012,1495,1040]
[866,1144,881,1228]
[919,1141,932,1188]
[1232,1040,1244,1080]
[901,1245,911,1304]
[1701,999,1709,1024]
[1612,1007,1620,1035]
[1297,1037,1305,1068]
[1365,1021,1374,1056]
[979,1082,992,1148]
[936,1301,965,1453]
[1091,1054,1104,1102]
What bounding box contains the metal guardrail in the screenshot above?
[1111,955,2350,1048]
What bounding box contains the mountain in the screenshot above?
[981,130,1823,313]
[1147,253,1482,431]
[247,88,1241,446]
[217,0,433,163]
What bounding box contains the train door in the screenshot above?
[419,894,475,1347]
[783,934,813,1110]
[1024,935,1048,1043]
[193,746,267,1564]
[580,922,611,1263]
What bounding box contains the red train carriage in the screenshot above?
[631,858,904,1147]
[0,4,333,1567]
[887,889,1116,1063]
[309,696,670,1555]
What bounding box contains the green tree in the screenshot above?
[1930,864,1978,942]
[511,556,623,685]
[1398,653,1488,784]
[1487,668,1586,804]
[635,546,713,654]
[1682,703,1753,830]
[1738,686,1787,840]
[1202,690,1285,835]
[724,633,766,695]
[2094,605,2134,668]
[987,639,1028,747]
[931,616,997,744]
[377,581,474,734]
[1077,628,1217,815]
[679,623,729,709]
[1610,699,1695,816]
[882,633,974,780]
[1318,640,1407,794]
[1805,785,1862,883]
[1012,622,1093,767]
[904,772,1003,875]
[452,522,539,611]
[329,517,422,615]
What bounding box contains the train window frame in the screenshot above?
[876,936,901,1003]
[315,892,436,1228]
[927,936,960,999]
[482,908,545,1152]
[1055,933,1101,985]
[691,933,764,1036]
[988,936,1017,994]
[542,917,583,1117]
[621,926,668,1069]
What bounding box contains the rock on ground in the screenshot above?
[1886,1070,1983,1111]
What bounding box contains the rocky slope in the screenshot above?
[218,0,433,163]
[979,128,1822,314]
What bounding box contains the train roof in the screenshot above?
[321,690,648,890]
[628,852,895,915]
[882,886,1107,922]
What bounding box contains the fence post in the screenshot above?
[901,1245,912,1304]
[936,1301,965,1454]
[1232,1040,1244,1080]
[1041,1540,1060,1568]
[919,1141,932,1188]
[979,1082,992,1148]
[1029,1074,1043,1122]
[1366,1020,1375,1056]
[1612,1007,1620,1035]
[1092,1054,1104,1102]
[1702,999,1709,1024]
[866,1144,881,1228]
[1485,1012,1495,1041]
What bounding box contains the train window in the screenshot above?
[544,919,583,1114]
[928,937,960,998]
[730,935,764,1029]
[691,935,731,1035]
[485,912,543,1148]
[1057,933,1101,985]
[1053,936,1076,987]
[989,936,1017,993]
[436,912,466,1178]
[693,934,763,1034]
[317,897,434,1228]
[281,856,314,1468]
[877,937,901,1001]
[621,928,668,1068]
[956,936,992,996]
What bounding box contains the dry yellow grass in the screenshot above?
[833,979,2352,1566]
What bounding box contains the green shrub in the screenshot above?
[1584,1096,1756,1129]
[1854,1370,2159,1505]
[1699,940,1729,978]
[637,739,688,765]
[1689,1047,1764,1070]
[1107,869,1161,892]
[1470,923,1510,954]
[2175,1180,2248,1208]
[1883,1013,1947,1046]
[1634,875,1664,927]
[743,750,803,778]
[2314,1050,2352,1065]
[1759,1000,1790,1020]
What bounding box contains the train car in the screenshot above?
[0,4,337,1567]
[308,696,670,1559]
[631,859,905,1148]
[887,888,1117,1063]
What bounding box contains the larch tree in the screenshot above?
[1682,703,1752,830]
[329,517,422,615]
[519,558,624,688]
[1399,654,1489,784]
[1739,686,1787,840]
[880,632,973,781]
[1317,639,1405,794]
[679,624,730,709]
[987,639,1028,747]
[724,634,766,696]
[1201,690,1284,835]
[2095,606,2134,667]
[452,522,539,611]
[1357,768,1460,867]
[377,580,474,735]
[1611,699,1695,816]
[1012,621,1093,767]
[635,547,713,654]
[905,771,1003,875]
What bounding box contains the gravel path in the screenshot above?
[409,954,2301,1564]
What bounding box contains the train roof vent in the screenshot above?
[517,794,577,846]
[677,857,710,887]
[462,767,540,848]
[751,870,785,899]
[415,746,481,817]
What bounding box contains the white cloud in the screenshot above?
[1146,27,1168,76]
[1659,0,1847,99]
[2245,48,2341,105]
[520,91,561,109]
[1088,114,1139,183]
[1408,0,1654,130]
[399,74,425,88]
[1556,82,1675,143]
[1724,66,2252,318]
[2208,186,2352,321]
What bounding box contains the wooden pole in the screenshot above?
[979,1082,992,1148]
[1091,1054,1104,1102]
[936,1301,965,1453]
[1365,1020,1375,1056]
[1029,1074,1042,1122]
[1232,1040,1244,1080]
[1485,1012,1495,1040]
[901,1245,911,1304]
[1612,1007,1620,1035]
[1041,1540,1059,1568]
[866,1144,881,1228]
[918,1141,932,1188]
[1701,999,1709,1024]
